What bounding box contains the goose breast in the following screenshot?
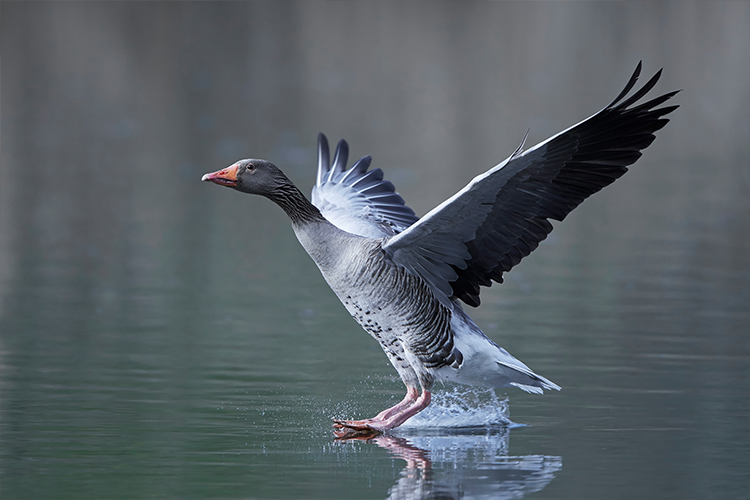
[315,236,460,378]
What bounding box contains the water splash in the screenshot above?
[399,386,513,429]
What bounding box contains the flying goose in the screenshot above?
[202,63,679,434]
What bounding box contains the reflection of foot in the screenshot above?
[333,431,432,470]
[372,435,432,470]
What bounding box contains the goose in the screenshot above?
[202,63,679,434]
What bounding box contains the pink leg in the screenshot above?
[373,387,419,421]
[333,387,418,431]
[333,389,431,433]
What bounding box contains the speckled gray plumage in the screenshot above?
[292,220,461,391]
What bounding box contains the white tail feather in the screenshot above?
[438,305,561,393]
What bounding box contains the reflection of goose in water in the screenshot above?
[339,429,561,500]
[335,388,561,499]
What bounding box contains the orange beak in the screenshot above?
[201,163,240,187]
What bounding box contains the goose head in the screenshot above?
[202,159,323,224]
[202,159,287,196]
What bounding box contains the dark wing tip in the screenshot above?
[605,61,642,108]
[606,63,675,112]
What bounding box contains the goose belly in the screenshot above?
[320,248,458,375]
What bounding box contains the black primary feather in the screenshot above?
[450,64,680,306]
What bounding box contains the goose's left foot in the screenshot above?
[332,389,431,433]
[333,425,382,440]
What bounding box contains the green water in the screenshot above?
[2,165,748,498]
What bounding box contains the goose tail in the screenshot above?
[442,306,561,393]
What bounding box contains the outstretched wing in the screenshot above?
[311,133,419,238]
[383,62,680,307]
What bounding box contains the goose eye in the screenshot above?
[246,163,255,172]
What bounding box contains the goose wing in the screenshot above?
[311,134,419,238]
[382,63,680,307]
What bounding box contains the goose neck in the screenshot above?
[269,183,326,226]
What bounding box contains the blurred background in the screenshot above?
[1,2,748,499]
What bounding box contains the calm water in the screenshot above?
[2,2,749,499]
[1,187,747,499]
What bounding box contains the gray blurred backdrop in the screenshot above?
[2,1,747,250]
